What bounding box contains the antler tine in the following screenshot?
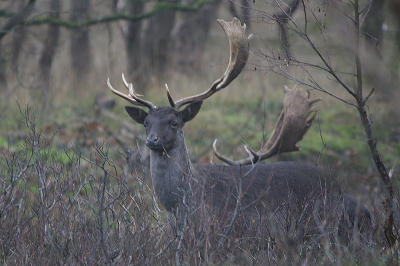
[214,87,321,165]
[165,84,176,108]
[121,73,143,97]
[107,73,156,109]
[107,77,140,106]
[173,18,252,110]
[213,139,238,165]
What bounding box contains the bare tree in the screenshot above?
[252,0,398,247]
[69,0,91,84]
[0,0,36,42]
[141,0,177,83]
[266,0,386,59]
[0,0,213,91]
[246,0,397,107]
[387,0,400,79]
[0,35,6,90]
[170,0,219,72]
[113,0,216,85]
[362,0,385,52]
[115,0,145,84]
[11,0,29,67]
[39,0,61,93]
[229,0,253,28]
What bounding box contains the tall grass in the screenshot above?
[0,105,398,265]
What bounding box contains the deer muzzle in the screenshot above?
[146,135,163,151]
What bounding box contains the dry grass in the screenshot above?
[0,105,398,265]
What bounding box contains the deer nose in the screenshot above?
[146,136,160,147]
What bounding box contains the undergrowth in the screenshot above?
[0,104,399,265]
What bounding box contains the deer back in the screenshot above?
[195,162,342,231]
[195,162,371,241]
[197,162,337,206]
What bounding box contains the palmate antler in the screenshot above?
[107,17,252,110]
[213,86,321,165]
[168,18,252,109]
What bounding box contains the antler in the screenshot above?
[107,73,156,109]
[213,86,321,165]
[170,17,252,110]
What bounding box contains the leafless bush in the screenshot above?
[0,105,397,265]
[168,172,379,265]
[0,106,173,265]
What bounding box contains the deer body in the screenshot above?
[151,146,336,217]
[107,18,370,242]
[195,162,337,216]
[125,102,344,239]
[150,140,335,217]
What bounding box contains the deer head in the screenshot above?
[107,18,252,153]
[125,102,203,152]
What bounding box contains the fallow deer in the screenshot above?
[107,18,370,243]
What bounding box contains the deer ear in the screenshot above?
[125,106,148,125]
[180,101,203,122]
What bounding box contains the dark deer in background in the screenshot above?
[107,18,370,243]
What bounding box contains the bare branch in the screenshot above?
[0,0,209,41]
[0,0,36,41]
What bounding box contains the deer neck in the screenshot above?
[149,130,196,213]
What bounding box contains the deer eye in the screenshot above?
[143,121,148,128]
[170,121,178,128]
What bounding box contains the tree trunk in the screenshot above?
[0,0,36,42]
[362,0,385,53]
[69,0,91,84]
[389,0,400,75]
[361,0,399,113]
[11,0,27,66]
[228,0,251,28]
[0,40,7,90]
[141,0,177,83]
[354,0,396,248]
[39,0,60,92]
[120,0,144,85]
[275,0,301,58]
[171,0,219,73]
